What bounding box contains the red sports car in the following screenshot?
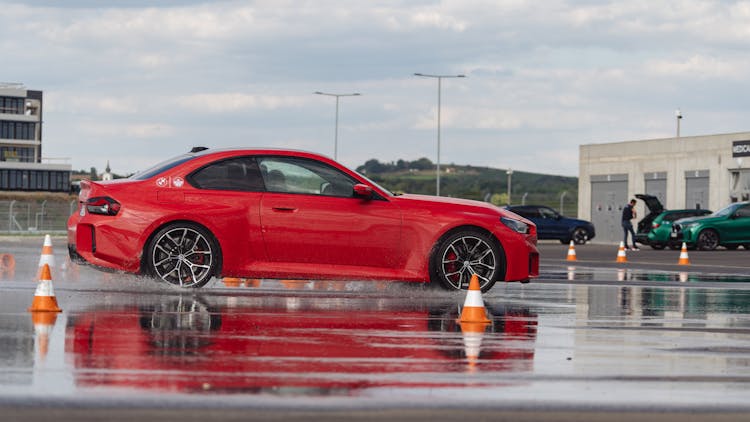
[67,148,539,291]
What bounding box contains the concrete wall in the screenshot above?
[579,131,750,225]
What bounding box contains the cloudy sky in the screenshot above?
[3,0,750,176]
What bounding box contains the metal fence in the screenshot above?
[0,200,76,234]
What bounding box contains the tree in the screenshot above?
[411,157,433,170]
[490,193,509,206]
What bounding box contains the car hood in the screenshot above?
[674,214,720,226]
[394,193,524,219]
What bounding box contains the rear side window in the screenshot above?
[510,207,538,219]
[131,154,197,180]
[662,213,682,222]
[188,157,264,191]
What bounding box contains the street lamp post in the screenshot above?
[314,91,361,160]
[506,168,513,205]
[676,109,682,138]
[414,73,465,196]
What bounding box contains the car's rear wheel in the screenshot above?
[145,223,219,288]
[696,229,719,251]
[431,230,503,292]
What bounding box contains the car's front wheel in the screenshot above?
[571,227,589,245]
[696,229,720,251]
[144,223,219,288]
[431,230,503,292]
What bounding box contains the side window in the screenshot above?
[188,157,264,191]
[258,156,357,197]
[539,207,557,219]
[735,205,750,218]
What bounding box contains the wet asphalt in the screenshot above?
[1,237,750,421]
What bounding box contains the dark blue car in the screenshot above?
[505,205,596,244]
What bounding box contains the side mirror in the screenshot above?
[353,184,373,199]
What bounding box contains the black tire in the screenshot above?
[430,229,504,292]
[725,244,739,250]
[744,244,750,250]
[144,222,220,288]
[650,243,666,250]
[668,242,682,250]
[571,227,589,245]
[696,229,719,251]
[139,297,222,350]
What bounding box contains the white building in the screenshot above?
[0,82,72,192]
[578,132,750,243]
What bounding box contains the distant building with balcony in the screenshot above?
[0,83,71,192]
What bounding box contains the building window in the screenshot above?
[0,169,69,191]
[0,121,36,140]
[0,97,25,115]
[1,146,35,162]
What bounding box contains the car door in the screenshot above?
[186,156,267,265]
[258,156,403,268]
[725,204,750,243]
[538,206,566,239]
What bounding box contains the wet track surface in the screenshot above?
[1,237,750,421]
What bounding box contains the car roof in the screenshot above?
[192,147,333,160]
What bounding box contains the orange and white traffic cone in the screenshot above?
[244,279,262,288]
[222,277,242,287]
[459,274,491,323]
[31,311,58,360]
[28,264,62,313]
[460,320,489,372]
[678,242,691,265]
[0,253,15,280]
[566,240,577,261]
[36,234,55,280]
[616,241,628,263]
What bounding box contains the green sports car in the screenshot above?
[671,201,750,250]
[647,209,712,249]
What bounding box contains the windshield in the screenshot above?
[711,203,740,218]
[354,170,394,196]
[130,154,198,180]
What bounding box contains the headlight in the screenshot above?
[501,216,529,234]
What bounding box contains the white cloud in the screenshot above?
[4,0,750,176]
[174,93,305,113]
[645,55,748,79]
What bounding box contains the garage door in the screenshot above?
[645,172,667,206]
[685,170,709,210]
[590,174,628,244]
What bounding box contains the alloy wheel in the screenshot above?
[151,226,214,287]
[439,235,498,290]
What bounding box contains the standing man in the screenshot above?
[621,198,639,250]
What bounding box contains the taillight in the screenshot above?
[85,197,121,216]
[652,222,660,229]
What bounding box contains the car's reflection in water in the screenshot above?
[65,293,537,395]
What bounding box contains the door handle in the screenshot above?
[272,206,298,212]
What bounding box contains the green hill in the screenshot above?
[357,158,579,217]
